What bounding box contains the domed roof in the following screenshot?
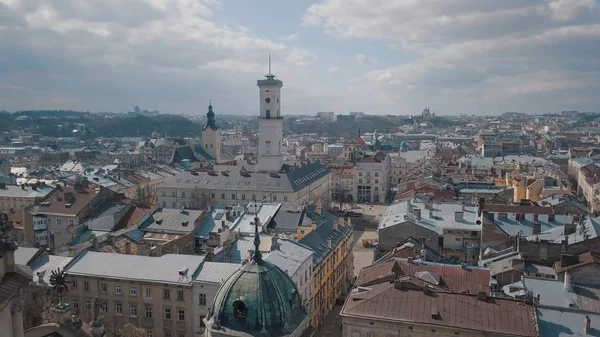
[212,259,307,336]
[211,214,307,336]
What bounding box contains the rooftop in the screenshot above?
[162,162,330,193]
[194,261,240,284]
[537,308,600,337]
[66,251,205,285]
[342,281,537,337]
[264,239,313,277]
[0,184,54,199]
[28,184,103,216]
[378,197,482,233]
[230,202,281,235]
[142,207,205,234]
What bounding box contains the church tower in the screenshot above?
[257,56,284,172]
[202,102,221,162]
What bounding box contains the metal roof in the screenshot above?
[537,308,600,337]
[142,208,205,234]
[264,239,313,278]
[66,251,205,285]
[194,262,240,284]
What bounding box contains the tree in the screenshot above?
[189,187,213,210]
[105,322,146,337]
[135,184,157,207]
[333,185,353,212]
[22,284,54,329]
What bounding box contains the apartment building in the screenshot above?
[65,251,205,337]
[0,183,55,212]
[297,208,354,328]
[157,162,331,209]
[23,182,116,250]
[331,166,354,202]
[354,151,391,203]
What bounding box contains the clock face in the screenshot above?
[265,97,271,104]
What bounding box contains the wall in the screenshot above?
[342,318,508,337]
[67,274,195,336]
[567,264,600,286]
[378,221,439,253]
[193,281,220,336]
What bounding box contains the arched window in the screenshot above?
[233,299,247,320]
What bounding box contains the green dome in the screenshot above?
[212,259,307,336]
[400,141,408,152]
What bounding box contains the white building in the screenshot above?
[193,262,240,333]
[257,58,284,172]
[202,103,221,163]
[264,238,313,309]
[354,151,391,203]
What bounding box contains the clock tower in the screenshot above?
[257,56,284,172]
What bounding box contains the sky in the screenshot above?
[1,0,600,116]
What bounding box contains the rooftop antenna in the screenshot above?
[268,54,272,74]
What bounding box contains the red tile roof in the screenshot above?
[356,259,491,294]
[342,282,538,337]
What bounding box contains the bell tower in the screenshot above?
[202,101,221,162]
[257,56,284,172]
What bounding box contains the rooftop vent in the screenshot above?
[431,307,440,319]
[182,221,189,227]
[476,291,488,302]
[156,219,163,225]
[178,268,189,276]
[208,171,218,176]
[65,203,72,208]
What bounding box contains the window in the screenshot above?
[164,289,170,300]
[102,302,108,313]
[178,333,185,337]
[115,303,123,315]
[130,286,136,296]
[241,194,245,200]
[162,201,167,207]
[272,195,277,201]
[284,196,288,202]
[231,193,236,200]
[162,191,166,197]
[101,283,107,293]
[211,193,215,199]
[375,172,379,177]
[199,293,206,306]
[130,305,137,317]
[375,179,378,184]
[165,331,172,337]
[72,280,78,289]
[115,284,121,295]
[145,287,152,298]
[220,193,225,199]
[145,305,152,318]
[177,290,184,301]
[359,179,362,183]
[178,309,185,321]
[146,330,153,337]
[84,281,89,291]
[164,308,172,320]
[181,192,186,198]
[68,219,74,226]
[56,218,62,226]
[85,300,91,310]
[72,299,79,310]
[172,202,176,208]
[359,172,363,176]
[171,191,176,197]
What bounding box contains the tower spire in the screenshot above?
[252,203,262,262]
[268,54,271,74]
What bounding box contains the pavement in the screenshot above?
[313,304,343,337]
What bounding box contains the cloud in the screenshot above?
[282,32,299,41]
[0,0,318,114]
[327,66,340,73]
[304,0,600,114]
[356,53,378,65]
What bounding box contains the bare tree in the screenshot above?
[189,187,213,210]
[135,184,157,207]
[22,284,55,329]
[105,322,146,337]
[333,185,353,212]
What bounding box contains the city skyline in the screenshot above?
[1,0,600,115]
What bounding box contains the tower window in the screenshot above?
[266,110,271,119]
[233,300,247,319]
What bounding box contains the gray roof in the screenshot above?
[142,208,205,234]
[531,217,600,244]
[230,202,281,235]
[492,213,574,237]
[14,247,40,266]
[66,251,205,285]
[378,196,482,233]
[537,308,600,337]
[29,253,73,285]
[271,209,312,231]
[162,161,330,193]
[0,185,54,199]
[194,262,240,284]
[264,239,313,277]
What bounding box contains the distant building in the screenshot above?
[201,103,221,163]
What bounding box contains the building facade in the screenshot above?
[202,103,221,163]
[257,60,284,172]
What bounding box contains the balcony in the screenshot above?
[33,221,48,231]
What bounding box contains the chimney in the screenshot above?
[327,239,332,249]
[532,223,541,235]
[271,236,280,252]
[565,271,573,292]
[428,209,434,218]
[585,316,591,334]
[455,211,464,222]
[92,237,99,251]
